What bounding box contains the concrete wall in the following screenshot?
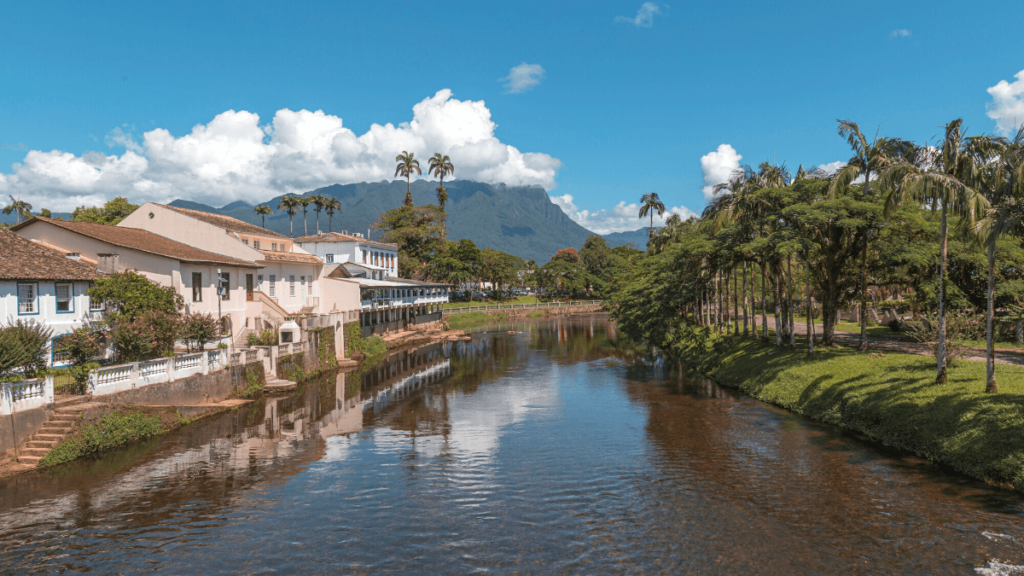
[0,405,49,454]
[102,362,262,407]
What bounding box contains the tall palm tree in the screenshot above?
[277,195,301,238]
[429,153,454,211]
[324,197,342,232]
[880,119,993,384]
[971,126,1022,393]
[253,204,273,228]
[638,192,666,240]
[829,120,910,350]
[3,195,32,224]
[395,151,421,207]
[298,196,312,236]
[312,194,326,233]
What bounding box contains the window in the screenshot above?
[289,275,296,297]
[307,278,313,296]
[18,284,37,314]
[272,242,278,251]
[56,283,73,313]
[253,239,260,250]
[219,272,230,301]
[326,253,334,263]
[192,272,203,302]
[362,251,367,264]
[257,275,263,291]
[242,238,249,246]
[269,275,276,297]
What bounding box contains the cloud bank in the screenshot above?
[0,89,563,211]
[700,144,742,199]
[616,2,661,27]
[987,68,1024,136]
[551,193,696,235]
[500,63,545,94]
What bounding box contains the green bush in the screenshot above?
[40,410,162,467]
[0,319,53,379]
[247,329,278,347]
[343,322,387,357]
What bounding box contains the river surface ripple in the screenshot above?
[1,315,1024,574]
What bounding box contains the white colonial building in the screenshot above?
[0,228,106,366]
[294,232,398,280]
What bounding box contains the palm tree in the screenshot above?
[277,195,301,238]
[429,153,454,211]
[638,192,666,241]
[880,119,993,384]
[829,120,910,350]
[3,195,32,224]
[395,151,421,207]
[298,196,312,236]
[254,204,273,228]
[324,197,342,232]
[312,194,326,234]
[971,126,1022,393]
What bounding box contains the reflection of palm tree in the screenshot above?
[881,118,993,384]
[277,196,300,237]
[395,151,421,207]
[324,197,342,232]
[638,192,666,240]
[254,204,273,228]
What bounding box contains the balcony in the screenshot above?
[359,294,448,310]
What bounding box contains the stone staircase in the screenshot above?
[16,397,101,467]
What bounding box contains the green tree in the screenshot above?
[298,196,312,236]
[372,205,447,277]
[638,192,666,241]
[395,151,422,207]
[277,195,301,237]
[312,194,327,233]
[0,319,52,379]
[3,195,33,224]
[254,204,273,228]
[324,197,342,232]
[880,119,994,384]
[87,270,184,320]
[71,197,138,225]
[428,153,454,211]
[479,248,523,299]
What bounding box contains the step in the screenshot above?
[49,395,90,409]
[51,413,79,422]
[19,448,50,457]
[40,423,73,433]
[33,433,66,441]
[18,456,42,465]
[55,402,107,414]
[25,440,59,449]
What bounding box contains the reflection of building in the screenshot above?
[357,343,453,415]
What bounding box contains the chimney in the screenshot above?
[65,252,81,262]
[97,253,120,274]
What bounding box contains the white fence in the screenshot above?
[89,350,227,396]
[1,377,54,416]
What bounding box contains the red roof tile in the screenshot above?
[0,228,104,281]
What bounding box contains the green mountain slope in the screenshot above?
[172,180,598,262]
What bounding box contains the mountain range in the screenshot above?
[166,180,652,261]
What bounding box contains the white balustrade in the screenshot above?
[139,358,169,381]
[1,377,54,415]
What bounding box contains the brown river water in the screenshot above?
[1,314,1023,574]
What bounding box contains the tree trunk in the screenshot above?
[986,241,997,393]
[1017,320,1023,344]
[806,259,814,356]
[733,267,740,335]
[716,272,722,333]
[742,261,749,337]
[761,264,769,341]
[859,236,868,351]
[289,216,294,238]
[774,267,782,347]
[787,255,796,350]
[937,203,948,384]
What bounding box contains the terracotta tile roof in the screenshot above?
[0,228,104,281]
[293,231,397,249]
[257,250,323,265]
[12,217,262,269]
[158,204,287,238]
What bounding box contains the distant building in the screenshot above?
[0,228,96,366]
[293,231,398,280]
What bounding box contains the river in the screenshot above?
[1,314,1023,574]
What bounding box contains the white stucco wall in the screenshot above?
[0,280,101,366]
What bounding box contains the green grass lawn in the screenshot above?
[445,311,509,330]
[443,295,542,310]
[710,337,1024,491]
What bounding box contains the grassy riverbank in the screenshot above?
[446,311,509,330]
[707,338,1024,491]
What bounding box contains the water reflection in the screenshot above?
[0,315,1023,575]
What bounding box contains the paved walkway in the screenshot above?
[734,317,1024,367]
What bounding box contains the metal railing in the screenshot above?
[442,300,604,315]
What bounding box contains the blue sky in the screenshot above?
[2,0,1023,233]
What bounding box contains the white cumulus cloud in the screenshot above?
[500,63,545,94]
[552,193,696,235]
[817,160,846,174]
[616,2,661,27]
[889,28,911,38]
[0,89,562,211]
[700,144,742,200]
[987,68,1024,136]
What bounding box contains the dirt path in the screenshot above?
[734,316,1024,367]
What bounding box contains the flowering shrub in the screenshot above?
[182,313,220,352]
[57,328,106,393]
